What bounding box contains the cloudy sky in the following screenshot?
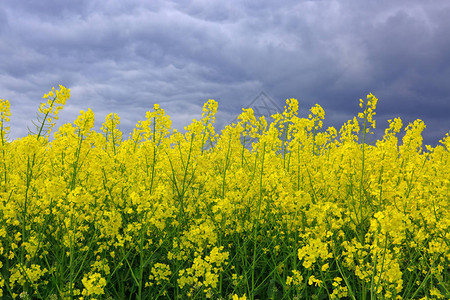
[1,0,449,146]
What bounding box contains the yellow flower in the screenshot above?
[308,275,322,287]
[81,273,107,297]
[232,294,248,300]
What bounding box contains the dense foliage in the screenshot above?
[0,86,448,299]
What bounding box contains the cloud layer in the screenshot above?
[1,0,449,145]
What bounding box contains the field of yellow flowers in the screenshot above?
[0,86,449,299]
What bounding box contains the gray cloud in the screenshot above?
[1,0,449,146]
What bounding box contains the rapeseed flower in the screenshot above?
[0,91,448,299]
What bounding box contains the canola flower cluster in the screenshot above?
[0,86,449,299]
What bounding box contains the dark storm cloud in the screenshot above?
[1,0,449,146]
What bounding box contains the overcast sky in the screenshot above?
[1,0,449,146]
